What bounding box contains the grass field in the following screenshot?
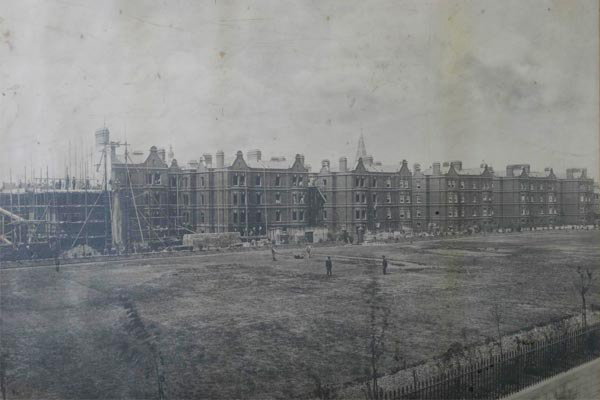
[1,230,599,399]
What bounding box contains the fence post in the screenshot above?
[496,354,500,399]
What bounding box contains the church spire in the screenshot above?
[355,134,367,162]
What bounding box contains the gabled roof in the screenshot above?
[229,152,307,172]
[363,163,401,173]
[354,158,401,173]
[143,147,168,168]
[458,167,488,176]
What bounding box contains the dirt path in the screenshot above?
[504,357,600,400]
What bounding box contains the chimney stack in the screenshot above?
[247,149,261,162]
[216,150,224,168]
[365,155,374,165]
[321,159,330,170]
[158,148,166,162]
[203,153,212,167]
[413,163,421,173]
[339,156,348,172]
[433,162,441,175]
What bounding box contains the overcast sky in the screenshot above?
[1,0,598,182]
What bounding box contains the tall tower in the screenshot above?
[355,134,367,162]
[94,127,111,186]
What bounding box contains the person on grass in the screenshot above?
[325,256,333,276]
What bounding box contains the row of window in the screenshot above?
[351,208,416,220]
[521,207,558,216]
[447,180,492,190]
[230,209,306,223]
[179,192,310,206]
[231,174,305,187]
[445,207,495,217]
[353,176,396,188]
[447,193,493,203]
[520,183,555,191]
[520,194,557,203]
[353,193,413,204]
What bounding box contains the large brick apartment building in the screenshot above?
[107,137,596,249]
[110,146,320,250]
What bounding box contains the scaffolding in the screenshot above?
[0,183,109,260]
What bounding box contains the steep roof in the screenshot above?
[355,134,367,163]
[246,159,293,170]
[457,167,487,176]
[362,163,401,173]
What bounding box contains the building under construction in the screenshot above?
[1,127,597,260]
[0,185,111,261]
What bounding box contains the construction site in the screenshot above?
[0,127,325,261]
[1,126,597,262]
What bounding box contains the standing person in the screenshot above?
[382,255,388,275]
[325,256,332,276]
[54,254,60,272]
[271,245,277,261]
[306,245,312,258]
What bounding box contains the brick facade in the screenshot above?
[109,143,596,248]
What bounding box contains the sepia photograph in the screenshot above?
[1,1,599,399]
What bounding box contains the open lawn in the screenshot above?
[1,230,599,399]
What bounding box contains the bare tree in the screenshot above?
[575,267,594,328]
[490,303,504,356]
[363,275,391,400]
